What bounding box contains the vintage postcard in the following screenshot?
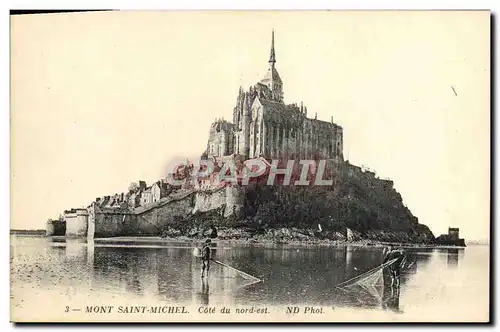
[10,10,490,323]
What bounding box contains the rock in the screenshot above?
[188,227,200,237]
[161,227,181,238]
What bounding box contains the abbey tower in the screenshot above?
[205,31,344,162]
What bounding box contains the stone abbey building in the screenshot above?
[206,31,344,162]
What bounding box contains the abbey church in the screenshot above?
[205,31,344,162]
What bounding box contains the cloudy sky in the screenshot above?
[11,11,490,241]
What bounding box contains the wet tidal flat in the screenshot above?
[10,235,489,322]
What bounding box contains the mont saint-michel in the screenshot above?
[44,31,463,247]
[10,11,490,324]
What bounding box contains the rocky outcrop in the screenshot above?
[64,157,434,244]
[158,161,435,244]
[435,234,466,247]
[158,223,434,246]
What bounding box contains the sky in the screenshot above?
[10,11,490,241]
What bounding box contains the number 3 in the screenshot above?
[65,306,69,312]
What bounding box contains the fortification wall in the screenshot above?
[192,187,226,214]
[65,209,88,237]
[52,220,66,236]
[224,185,245,218]
[192,185,245,218]
[87,186,245,238]
[93,212,137,238]
[46,222,55,236]
[137,192,195,235]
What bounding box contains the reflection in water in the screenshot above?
[12,236,477,316]
[345,246,353,275]
[86,240,95,289]
[87,240,95,266]
[126,256,142,295]
[90,247,162,299]
[198,278,210,306]
[335,248,436,311]
[65,238,87,260]
[80,243,440,310]
[382,285,401,313]
[447,248,459,267]
[155,248,193,303]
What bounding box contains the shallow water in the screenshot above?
[10,235,489,322]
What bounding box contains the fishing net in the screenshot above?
[192,247,261,284]
[336,258,398,289]
[212,260,261,283]
[204,259,261,290]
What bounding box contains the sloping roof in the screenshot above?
[260,66,282,85]
[255,82,269,90]
[211,119,235,132]
[258,98,303,125]
[259,98,296,112]
[134,189,196,215]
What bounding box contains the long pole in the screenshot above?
[212,259,261,282]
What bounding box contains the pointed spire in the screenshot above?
[269,29,276,65]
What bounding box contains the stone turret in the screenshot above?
[233,87,245,130]
[239,92,251,157]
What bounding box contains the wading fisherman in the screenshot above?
[383,245,407,287]
[201,239,212,278]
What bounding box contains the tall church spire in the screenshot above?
[260,29,283,103]
[269,30,276,65]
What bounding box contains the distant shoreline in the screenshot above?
[10,229,46,236]
[11,234,475,249]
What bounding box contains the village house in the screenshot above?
[151,180,171,203]
[125,180,148,209]
[140,186,153,206]
[127,190,142,209]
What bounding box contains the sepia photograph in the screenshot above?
[9,10,490,323]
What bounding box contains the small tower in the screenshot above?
[239,93,251,157]
[233,87,244,128]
